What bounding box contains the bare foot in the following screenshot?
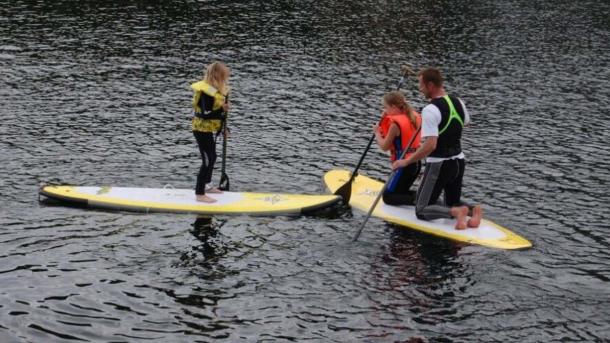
[450,206,468,230]
[205,186,223,194]
[196,195,217,203]
[467,205,483,228]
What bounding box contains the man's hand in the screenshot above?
[392,159,408,170]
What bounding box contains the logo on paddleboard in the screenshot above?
[256,194,284,205]
[358,189,379,197]
[97,186,111,195]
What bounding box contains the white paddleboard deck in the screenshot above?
[40,185,340,216]
[324,169,531,249]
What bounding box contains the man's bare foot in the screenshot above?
[450,206,468,230]
[467,205,482,228]
[205,186,223,194]
[196,195,217,203]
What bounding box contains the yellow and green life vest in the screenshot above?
[191,80,227,133]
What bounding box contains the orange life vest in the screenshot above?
[378,110,421,161]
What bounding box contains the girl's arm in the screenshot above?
[375,123,400,151]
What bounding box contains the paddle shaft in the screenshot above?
[338,71,412,193]
[218,96,230,190]
[352,125,422,241]
[220,124,227,174]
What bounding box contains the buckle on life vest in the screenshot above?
[195,109,225,120]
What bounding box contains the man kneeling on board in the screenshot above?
[391,67,482,230]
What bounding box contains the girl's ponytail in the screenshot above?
[382,91,417,128]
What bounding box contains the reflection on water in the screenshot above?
[183,216,227,266]
[363,227,464,339]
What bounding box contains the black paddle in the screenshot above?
[334,65,415,203]
[352,125,422,241]
[218,101,230,191]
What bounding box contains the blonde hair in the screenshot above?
[383,91,417,128]
[204,62,230,95]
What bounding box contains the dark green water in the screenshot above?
[1,0,609,341]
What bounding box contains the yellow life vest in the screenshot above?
[191,80,227,133]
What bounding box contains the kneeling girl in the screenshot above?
[374,91,421,205]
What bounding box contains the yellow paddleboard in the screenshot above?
[324,170,532,249]
[40,185,340,216]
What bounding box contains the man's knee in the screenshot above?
[415,206,428,220]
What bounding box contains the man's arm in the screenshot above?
[392,136,437,170]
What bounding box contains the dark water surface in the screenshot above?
[2,0,610,342]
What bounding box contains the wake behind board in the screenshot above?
[40,185,340,216]
[324,170,531,249]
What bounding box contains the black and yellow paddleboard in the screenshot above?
[40,185,340,216]
[324,169,532,249]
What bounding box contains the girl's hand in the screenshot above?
[223,102,231,112]
[373,123,379,133]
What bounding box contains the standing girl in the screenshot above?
[374,91,421,205]
[191,62,230,203]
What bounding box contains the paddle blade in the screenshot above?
[218,173,230,191]
[333,179,353,203]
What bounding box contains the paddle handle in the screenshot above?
[353,125,422,241]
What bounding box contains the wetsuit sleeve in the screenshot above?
[192,91,202,113]
[459,98,470,125]
[421,104,441,138]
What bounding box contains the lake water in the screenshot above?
[1,0,609,342]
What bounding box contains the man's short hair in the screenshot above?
[419,68,443,87]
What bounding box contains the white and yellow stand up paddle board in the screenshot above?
[324,170,532,249]
[40,185,340,216]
